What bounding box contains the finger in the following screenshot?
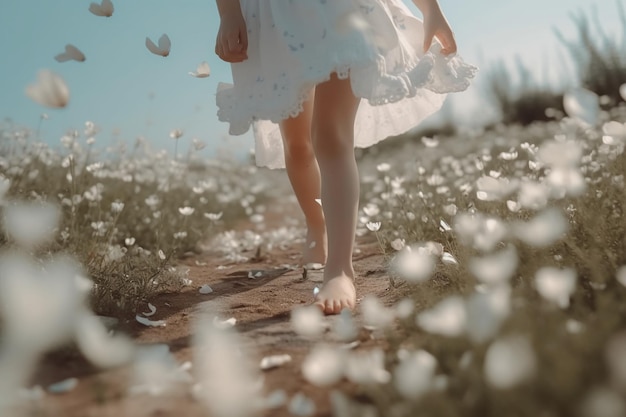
[239,28,249,53]
[227,34,243,53]
[438,32,457,55]
[423,32,435,53]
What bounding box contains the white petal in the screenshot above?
[89,0,113,17]
[394,350,436,399]
[25,70,70,108]
[135,315,166,327]
[361,295,395,330]
[158,34,171,53]
[535,267,577,308]
[260,354,292,370]
[142,303,157,316]
[469,245,518,286]
[189,61,211,78]
[332,309,358,342]
[620,83,626,102]
[48,378,78,394]
[55,44,85,62]
[146,36,167,57]
[199,284,213,294]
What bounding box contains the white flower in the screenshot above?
[188,61,211,78]
[157,250,166,260]
[169,128,183,139]
[620,83,626,101]
[563,87,599,126]
[469,245,518,286]
[513,208,568,248]
[376,163,391,172]
[192,137,206,150]
[89,0,114,17]
[484,335,536,389]
[54,44,86,62]
[394,350,437,399]
[111,201,124,213]
[366,221,381,232]
[25,70,70,108]
[416,296,467,337]
[535,267,577,308]
[291,306,325,338]
[146,34,171,57]
[392,244,436,283]
[302,344,345,387]
[421,136,439,148]
[3,202,61,248]
[390,238,405,251]
[125,237,136,246]
[204,212,223,221]
[361,295,395,330]
[178,206,195,216]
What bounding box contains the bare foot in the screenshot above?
[302,229,327,266]
[313,273,356,315]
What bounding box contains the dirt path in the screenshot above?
[25,200,399,417]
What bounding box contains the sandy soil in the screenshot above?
[19,201,400,417]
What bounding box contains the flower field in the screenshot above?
[1,84,626,417]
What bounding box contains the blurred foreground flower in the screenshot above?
[394,350,437,399]
[534,267,577,308]
[391,244,437,282]
[2,202,60,249]
[25,70,70,108]
[54,44,86,62]
[563,87,599,126]
[193,313,261,417]
[484,335,536,389]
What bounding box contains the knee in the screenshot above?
[311,123,354,159]
[283,136,314,162]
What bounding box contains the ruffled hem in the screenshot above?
[215,0,478,168]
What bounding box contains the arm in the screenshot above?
[215,0,248,63]
[411,0,457,55]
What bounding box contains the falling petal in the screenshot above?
[146,34,171,57]
[54,44,86,62]
[89,0,113,17]
[135,315,166,327]
[563,87,599,125]
[25,70,70,108]
[189,61,211,78]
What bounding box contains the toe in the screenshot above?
[324,299,335,315]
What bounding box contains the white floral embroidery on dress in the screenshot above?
[216,0,477,169]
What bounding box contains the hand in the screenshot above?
[422,7,457,55]
[215,9,248,63]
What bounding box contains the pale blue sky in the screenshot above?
[0,1,623,158]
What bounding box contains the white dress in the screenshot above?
[216,0,477,169]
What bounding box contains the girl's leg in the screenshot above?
[279,91,327,265]
[311,73,361,315]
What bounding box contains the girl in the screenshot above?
[215,0,476,315]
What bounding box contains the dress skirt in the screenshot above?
[216,0,478,169]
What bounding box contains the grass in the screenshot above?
[0,121,279,315]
